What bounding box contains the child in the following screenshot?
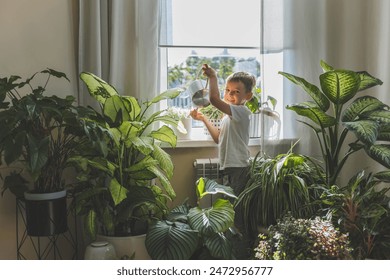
[190,64,255,197]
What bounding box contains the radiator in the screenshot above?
[193,158,221,180]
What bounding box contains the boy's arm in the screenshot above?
[190,108,220,144]
[203,65,232,116]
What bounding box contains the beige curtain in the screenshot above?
[77,0,159,106]
[278,0,390,184]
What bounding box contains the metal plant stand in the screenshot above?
[15,194,79,260]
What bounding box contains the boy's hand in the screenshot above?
[190,108,205,122]
[202,64,217,79]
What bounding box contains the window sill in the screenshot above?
[163,130,297,149]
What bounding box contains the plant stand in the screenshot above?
[15,194,79,260]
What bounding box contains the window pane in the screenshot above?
[160,0,261,48]
[164,47,261,107]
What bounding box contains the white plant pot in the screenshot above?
[174,117,192,140]
[250,109,281,139]
[97,234,151,260]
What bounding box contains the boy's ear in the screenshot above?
[246,92,253,101]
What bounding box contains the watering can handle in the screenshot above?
[196,67,209,89]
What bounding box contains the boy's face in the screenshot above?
[223,81,253,105]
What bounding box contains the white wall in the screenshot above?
[0,0,78,259]
[0,0,78,97]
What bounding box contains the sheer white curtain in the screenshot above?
[276,0,390,183]
[77,0,159,106]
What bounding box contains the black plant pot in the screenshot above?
[24,190,68,236]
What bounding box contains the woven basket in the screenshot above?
[203,119,222,137]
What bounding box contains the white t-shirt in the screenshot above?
[218,105,251,170]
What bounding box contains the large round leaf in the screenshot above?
[145,221,199,260]
[188,199,234,236]
[204,232,233,259]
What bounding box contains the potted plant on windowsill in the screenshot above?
[199,105,224,138]
[246,87,280,139]
[70,72,183,259]
[0,69,90,236]
[165,107,191,140]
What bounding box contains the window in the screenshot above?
[159,0,284,140]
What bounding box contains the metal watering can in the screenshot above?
[189,68,210,107]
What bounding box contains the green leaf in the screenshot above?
[147,165,176,199]
[196,177,237,200]
[342,96,386,122]
[27,135,49,180]
[132,136,154,155]
[343,120,379,145]
[279,71,330,111]
[367,144,390,168]
[80,72,118,104]
[150,125,177,148]
[148,88,184,105]
[118,121,140,147]
[41,68,70,82]
[204,232,233,259]
[84,210,97,241]
[286,102,336,128]
[108,178,128,206]
[373,171,390,183]
[367,110,390,124]
[377,124,390,141]
[320,60,334,72]
[356,71,383,92]
[152,144,174,178]
[188,199,234,235]
[320,70,360,105]
[145,221,199,260]
[103,95,130,124]
[2,172,28,198]
[4,131,25,165]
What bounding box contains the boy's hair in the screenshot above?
[226,72,256,93]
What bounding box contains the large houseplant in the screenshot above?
[279,60,389,186]
[0,69,89,236]
[71,72,183,253]
[235,150,325,236]
[279,60,390,259]
[145,177,237,260]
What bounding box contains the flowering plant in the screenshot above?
[166,107,190,119]
[254,214,352,260]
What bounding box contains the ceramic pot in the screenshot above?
[97,234,151,260]
[84,241,117,260]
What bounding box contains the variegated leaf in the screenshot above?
[367,144,390,168]
[287,102,336,127]
[343,120,379,145]
[319,70,360,105]
[342,96,385,122]
[279,71,330,111]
